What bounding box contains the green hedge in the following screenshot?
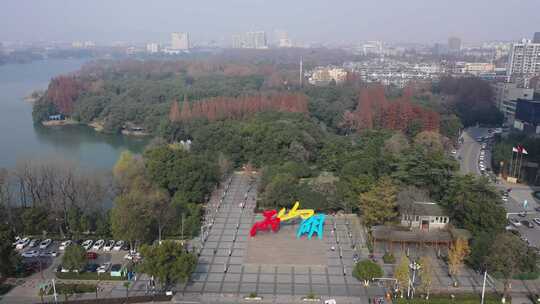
[56,272,126,281]
[395,294,503,304]
[513,271,540,280]
[48,283,97,295]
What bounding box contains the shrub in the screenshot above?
[383,252,396,264]
[353,259,383,286]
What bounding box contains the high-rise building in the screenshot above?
[171,32,190,50]
[533,32,540,44]
[146,43,160,54]
[507,38,540,87]
[231,31,268,49]
[448,36,462,51]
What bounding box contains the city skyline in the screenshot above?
[1,0,539,45]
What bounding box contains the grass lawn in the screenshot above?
[48,283,97,295]
[395,293,504,304]
[56,272,126,281]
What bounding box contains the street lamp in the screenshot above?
[408,261,421,299]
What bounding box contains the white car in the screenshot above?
[533,218,540,226]
[39,239,52,249]
[21,250,39,258]
[502,196,508,202]
[16,238,30,250]
[92,239,105,251]
[59,240,72,251]
[82,240,94,251]
[113,240,124,251]
[39,251,58,257]
[103,240,115,251]
[509,218,522,227]
[97,262,111,273]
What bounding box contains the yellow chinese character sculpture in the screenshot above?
[277,201,314,222]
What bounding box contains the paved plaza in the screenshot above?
[179,172,384,302]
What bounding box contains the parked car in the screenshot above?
[16,237,30,250]
[97,262,111,273]
[82,240,93,251]
[103,240,115,251]
[39,239,52,249]
[29,239,41,248]
[110,264,123,277]
[113,240,125,251]
[522,220,535,228]
[509,218,522,227]
[502,196,508,202]
[59,240,72,251]
[519,211,527,217]
[39,251,58,257]
[21,250,39,258]
[86,252,98,260]
[92,239,105,251]
[84,263,99,273]
[533,218,540,226]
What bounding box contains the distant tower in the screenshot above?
[299,56,303,87]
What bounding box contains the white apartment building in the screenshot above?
[171,32,190,50]
[232,31,267,49]
[507,39,540,87]
[308,67,347,86]
[146,43,160,54]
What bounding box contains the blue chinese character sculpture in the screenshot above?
[296,214,325,240]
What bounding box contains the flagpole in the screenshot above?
[517,150,525,182]
[509,150,515,178]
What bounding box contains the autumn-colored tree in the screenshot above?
[358,176,398,226]
[394,254,410,297]
[447,238,470,278]
[169,99,181,122]
[342,86,440,134]
[419,256,434,299]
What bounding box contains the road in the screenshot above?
[458,127,540,248]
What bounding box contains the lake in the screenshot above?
[0,59,148,170]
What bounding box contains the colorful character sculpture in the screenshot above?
[249,210,281,237]
[249,202,325,240]
[277,201,314,221]
[296,214,326,240]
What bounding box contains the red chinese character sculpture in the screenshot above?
[250,210,280,237]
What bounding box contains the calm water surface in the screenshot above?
[0,59,148,170]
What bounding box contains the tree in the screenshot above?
[413,131,444,154]
[419,256,434,299]
[487,233,528,301]
[111,190,153,249]
[0,222,19,277]
[138,241,197,289]
[353,259,383,286]
[62,244,87,271]
[447,238,470,278]
[384,132,409,155]
[394,255,410,297]
[123,281,131,301]
[442,175,506,235]
[358,176,398,226]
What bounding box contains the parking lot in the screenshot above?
[180,172,384,303]
[460,127,540,248]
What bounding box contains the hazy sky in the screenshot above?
[1,0,539,45]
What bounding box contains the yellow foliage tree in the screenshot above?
[447,238,470,277]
